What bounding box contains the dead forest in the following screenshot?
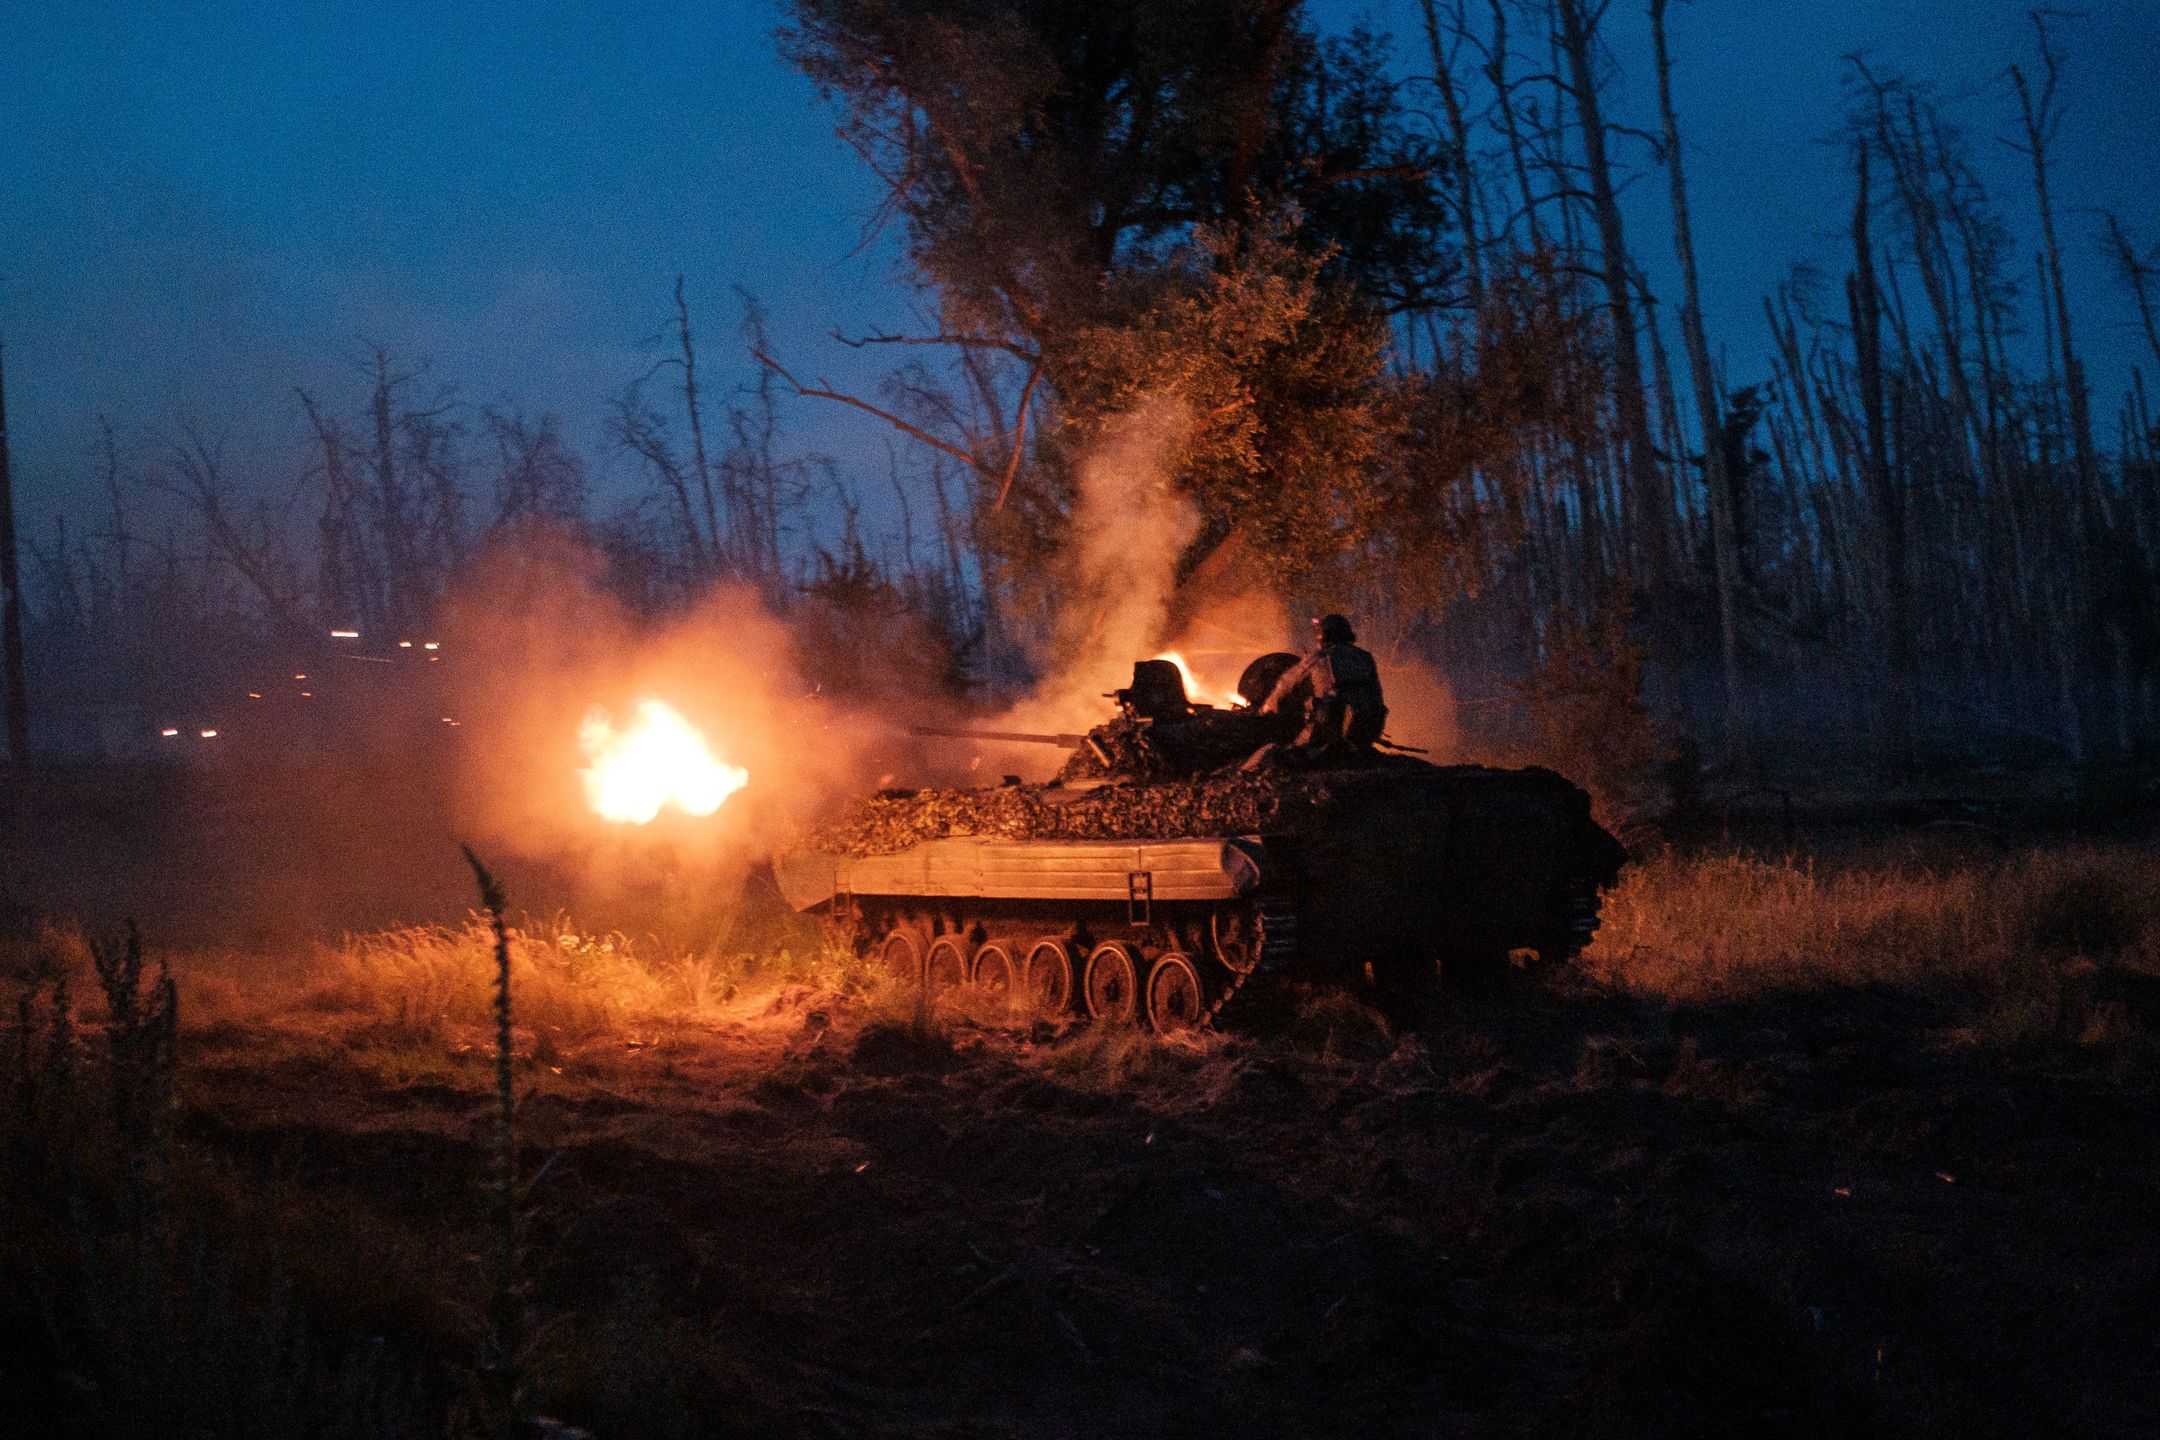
[11,0,2159,790]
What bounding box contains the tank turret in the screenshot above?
[1057,656,1306,782]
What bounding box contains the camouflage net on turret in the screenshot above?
[808,764,1431,857]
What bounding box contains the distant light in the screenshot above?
[423,641,440,651]
[247,692,262,699]
[329,629,359,639]
[398,640,413,649]
[199,729,218,739]
[159,727,179,738]
[428,654,440,662]
[294,673,307,680]
[299,690,312,697]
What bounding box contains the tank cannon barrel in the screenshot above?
[909,726,1088,747]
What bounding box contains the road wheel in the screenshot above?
[1145,952,1205,1034]
[1021,938,1075,1016]
[1210,908,1261,975]
[971,941,1019,1010]
[878,926,924,986]
[1084,940,1141,1024]
[924,935,969,997]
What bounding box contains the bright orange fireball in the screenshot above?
[578,700,749,823]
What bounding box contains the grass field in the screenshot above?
[5,842,2158,1437]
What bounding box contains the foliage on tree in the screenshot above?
[1048,223,1391,586]
[780,0,1458,616]
[781,1,1449,336]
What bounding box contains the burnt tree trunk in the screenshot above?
[1554,0,1674,594]
[1417,0,1484,301]
[1847,145,1914,773]
[2105,214,2160,377]
[1650,0,1745,768]
[674,276,726,582]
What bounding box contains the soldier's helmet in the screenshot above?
[1314,613,1356,646]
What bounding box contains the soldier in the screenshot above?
[1260,613,1389,756]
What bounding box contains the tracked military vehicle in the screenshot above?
[776,656,1625,1031]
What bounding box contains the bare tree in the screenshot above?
[299,387,371,628]
[669,277,726,576]
[2103,213,2160,377]
[609,389,711,581]
[1552,0,1675,590]
[1487,0,1547,252]
[1649,0,1745,766]
[1844,143,1914,770]
[147,416,304,636]
[485,408,586,526]
[1417,0,1487,301]
[2008,12,2097,500]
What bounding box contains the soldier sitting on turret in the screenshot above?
[1259,613,1389,759]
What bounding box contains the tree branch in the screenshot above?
[751,347,996,479]
[993,365,1043,510]
[831,329,1039,362]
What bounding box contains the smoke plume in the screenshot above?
[999,397,1195,725]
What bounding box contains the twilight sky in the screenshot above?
[3,0,2157,551]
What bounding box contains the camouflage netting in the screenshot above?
[1056,708,1288,782]
[808,761,1438,857]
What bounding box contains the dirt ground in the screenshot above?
[5,769,2159,1437]
[6,971,2150,1438]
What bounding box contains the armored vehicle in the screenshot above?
[776,657,1625,1031]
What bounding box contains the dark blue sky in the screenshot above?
[4,0,2157,550]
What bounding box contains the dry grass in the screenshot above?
[1585,844,2160,1052]
[164,912,871,1049]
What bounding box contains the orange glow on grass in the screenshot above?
[578,699,749,824]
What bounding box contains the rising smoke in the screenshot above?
[996,394,1203,734]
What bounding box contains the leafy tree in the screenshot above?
[1050,222,1391,586]
[780,0,1454,606]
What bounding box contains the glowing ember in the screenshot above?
[1154,651,1249,709]
[579,700,749,824]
